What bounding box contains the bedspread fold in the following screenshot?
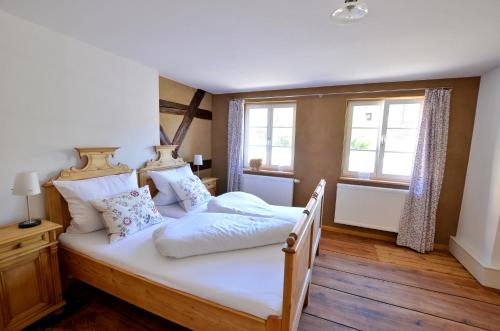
[207,191,303,223]
[153,212,294,258]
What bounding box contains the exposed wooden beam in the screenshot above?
[159,99,187,111]
[159,125,171,145]
[172,89,206,151]
[159,99,212,120]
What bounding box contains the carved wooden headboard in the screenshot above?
[43,147,132,234]
[137,145,187,196]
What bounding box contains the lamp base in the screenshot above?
[18,219,42,229]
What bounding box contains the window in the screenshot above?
[244,103,296,171]
[343,98,423,182]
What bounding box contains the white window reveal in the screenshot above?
[343,98,423,182]
[244,103,296,172]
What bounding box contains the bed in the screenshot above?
[44,146,326,331]
[59,223,285,319]
[138,146,322,256]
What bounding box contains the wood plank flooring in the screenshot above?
[301,232,500,331]
[25,231,500,331]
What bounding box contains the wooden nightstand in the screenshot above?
[202,177,218,196]
[0,220,65,330]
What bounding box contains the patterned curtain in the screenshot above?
[397,89,452,253]
[227,99,245,192]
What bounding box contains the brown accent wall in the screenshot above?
[212,77,480,244]
[159,76,213,177]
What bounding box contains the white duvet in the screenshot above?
[207,191,303,223]
[153,212,294,258]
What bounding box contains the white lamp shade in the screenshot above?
[13,172,41,196]
[193,154,203,166]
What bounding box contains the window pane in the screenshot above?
[247,146,267,164]
[385,129,418,152]
[271,147,292,167]
[352,104,382,128]
[273,107,294,127]
[348,151,376,173]
[350,128,378,150]
[382,152,414,176]
[272,128,293,147]
[248,107,268,127]
[387,103,421,128]
[248,128,267,146]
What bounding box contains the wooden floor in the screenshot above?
[25,232,500,331]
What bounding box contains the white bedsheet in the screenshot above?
[153,213,294,258]
[156,201,208,218]
[59,222,284,318]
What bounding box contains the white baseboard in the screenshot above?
[449,236,500,289]
[334,218,399,233]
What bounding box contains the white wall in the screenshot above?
[0,10,159,225]
[452,64,500,287]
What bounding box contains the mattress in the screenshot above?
[59,221,284,319]
[156,201,209,218]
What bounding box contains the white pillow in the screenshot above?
[153,192,173,206]
[170,175,212,211]
[91,186,164,243]
[149,164,194,206]
[53,171,138,233]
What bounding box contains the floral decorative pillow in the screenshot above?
[170,176,212,211]
[90,186,164,243]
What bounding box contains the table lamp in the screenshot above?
[193,154,203,177]
[12,171,42,228]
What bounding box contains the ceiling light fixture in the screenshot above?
[331,0,368,24]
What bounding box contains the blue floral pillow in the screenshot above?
[170,175,212,211]
[91,186,164,243]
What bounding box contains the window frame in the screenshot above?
[342,97,424,182]
[244,102,296,172]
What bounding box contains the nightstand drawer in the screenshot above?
[0,233,50,261]
[201,177,218,196]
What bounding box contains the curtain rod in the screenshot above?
[242,87,453,101]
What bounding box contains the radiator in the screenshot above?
[334,183,408,233]
[241,174,295,206]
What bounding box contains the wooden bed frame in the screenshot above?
[43,146,326,331]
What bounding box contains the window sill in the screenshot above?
[338,176,409,189]
[243,168,295,178]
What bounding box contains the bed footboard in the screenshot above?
[280,179,325,331]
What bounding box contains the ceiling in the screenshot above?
[1,0,500,94]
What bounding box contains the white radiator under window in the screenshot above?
[241,174,294,206]
[334,183,408,233]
